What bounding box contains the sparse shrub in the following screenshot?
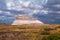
[44,28,54,31]
[42,34,60,40]
[40,31,50,35]
[56,26,60,28]
[42,36,48,40]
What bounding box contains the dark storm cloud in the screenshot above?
[0,0,60,24]
[44,0,60,11]
[0,0,7,10]
[33,13,60,24]
[37,0,60,24]
[47,0,60,5]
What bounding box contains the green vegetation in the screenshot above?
[42,34,60,40]
[40,31,50,35]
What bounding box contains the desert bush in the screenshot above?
[56,26,60,28]
[40,31,50,35]
[44,28,55,31]
[42,34,60,40]
[42,36,48,40]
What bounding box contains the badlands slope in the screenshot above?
[12,15,44,25]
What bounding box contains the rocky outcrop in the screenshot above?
[12,15,44,25]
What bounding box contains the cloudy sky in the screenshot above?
[0,0,60,24]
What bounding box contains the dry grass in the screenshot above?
[0,24,60,40]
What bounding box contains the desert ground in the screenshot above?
[0,24,60,40]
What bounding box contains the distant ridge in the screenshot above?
[12,15,44,25]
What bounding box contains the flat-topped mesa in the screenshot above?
[12,15,44,25]
[16,15,36,20]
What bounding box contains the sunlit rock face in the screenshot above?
[12,15,44,25]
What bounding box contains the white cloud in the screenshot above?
[56,11,60,13]
[6,0,31,10]
[6,0,43,10]
[7,17,15,19]
[0,10,3,13]
[4,11,12,15]
[6,2,11,7]
[5,0,49,17]
[33,10,40,13]
[0,11,14,16]
[0,16,6,20]
[22,1,31,7]
[41,10,48,14]
[0,10,13,16]
[52,4,60,8]
[48,11,60,14]
[31,10,48,15]
[19,1,23,3]
[42,0,48,4]
[6,2,13,10]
